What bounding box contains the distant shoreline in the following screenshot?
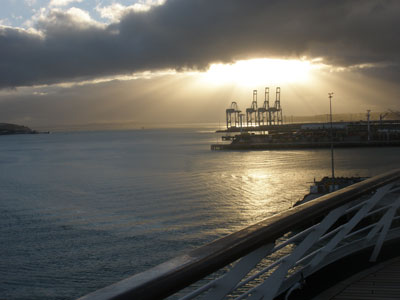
[0,123,50,135]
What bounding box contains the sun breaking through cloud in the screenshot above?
[1,0,400,127]
[201,58,316,86]
[1,0,400,89]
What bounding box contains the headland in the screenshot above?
[0,123,49,135]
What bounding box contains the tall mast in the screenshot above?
[328,92,335,185]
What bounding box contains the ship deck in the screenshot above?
[317,257,400,299]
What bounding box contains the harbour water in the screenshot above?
[1,127,399,300]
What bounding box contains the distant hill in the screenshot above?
[0,123,37,135]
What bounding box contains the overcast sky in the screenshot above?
[1,0,400,128]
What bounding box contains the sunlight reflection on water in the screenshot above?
[0,129,399,299]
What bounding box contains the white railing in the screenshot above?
[179,182,400,300]
[78,169,400,300]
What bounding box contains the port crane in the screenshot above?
[246,90,258,127]
[257,87,271,126]
[226,102,241,128]
[380,109,400,124]
[269,87,283,125]
[391,109,400,117]
[225,87,284,129]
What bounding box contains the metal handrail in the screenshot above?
[78,169,400,300]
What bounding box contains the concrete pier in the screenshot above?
[211,140,400,150]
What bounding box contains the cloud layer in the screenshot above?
[1,0,400,88]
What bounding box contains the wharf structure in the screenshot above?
[214,88,400,150]
[212,120,400,150]
[79,169,400,300]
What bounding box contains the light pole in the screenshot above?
[366,109,371,142]
[328,93,335,186]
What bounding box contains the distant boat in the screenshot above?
[293,93,370,206]
[294,176,368,206]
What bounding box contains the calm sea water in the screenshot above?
[1,128,399,299]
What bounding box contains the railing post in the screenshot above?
[247,204,349,300]
[309,184,393,270]
[370,196,400,262]
[204,243,274,300]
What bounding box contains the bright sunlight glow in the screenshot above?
[201,58,314,86]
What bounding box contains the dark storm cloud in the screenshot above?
[1,0,400,88]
